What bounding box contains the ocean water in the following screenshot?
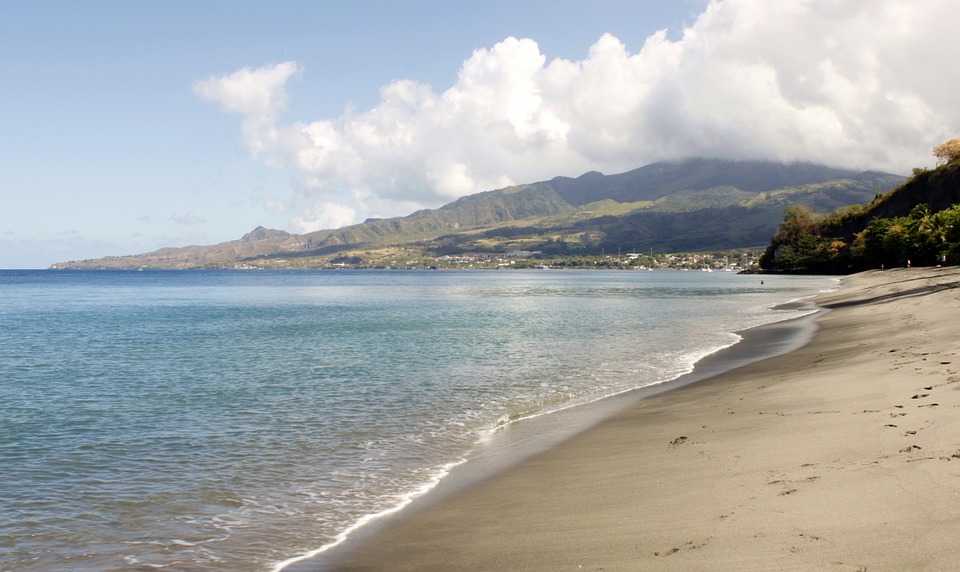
[0,269,833,571]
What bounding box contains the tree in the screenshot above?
[758,206,846,272]
[933,138,960,165]
[935,205,960,265]
[771,205,817,244]
[907,204,944,265]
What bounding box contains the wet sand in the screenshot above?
[316,267,960,571]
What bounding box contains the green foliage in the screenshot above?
[758,151,960,274]
[762,200,960,272]
[853,204,960,268]
[760,209,841,272]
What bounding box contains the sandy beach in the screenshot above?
[317,267,960,571]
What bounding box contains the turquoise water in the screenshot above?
[0,269,833,571]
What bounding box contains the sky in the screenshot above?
[2,1,958,268]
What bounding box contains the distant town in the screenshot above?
[249,249,764,272]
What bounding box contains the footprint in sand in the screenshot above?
[653,539,710,557]
[668,435,688,448]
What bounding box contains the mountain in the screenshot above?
[241,226,290,241]
[547,158,873,205]
[52,158,906,269]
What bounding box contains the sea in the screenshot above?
[0,269,835,571]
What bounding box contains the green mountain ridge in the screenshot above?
[53,158,906,269]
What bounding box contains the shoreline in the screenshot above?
[306,267,960,571]
[276,289,826,571]
[282,281,827,570]
[278,291,826,572]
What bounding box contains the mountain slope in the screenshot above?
[758,160,960,273]
[296,183,576,251]
[53,159,906,269]
[547,158,865,205]
[420,169,903,256]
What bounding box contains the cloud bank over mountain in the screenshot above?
[195,0,958,233]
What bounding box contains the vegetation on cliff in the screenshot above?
[759,140,960,273]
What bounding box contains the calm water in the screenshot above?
[0,269,833,571]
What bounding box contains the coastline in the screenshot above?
[277,287,826,572]
[306,267,960,571]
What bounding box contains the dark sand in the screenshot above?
[306,268,960,571]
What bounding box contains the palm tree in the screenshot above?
[909,204,947,264]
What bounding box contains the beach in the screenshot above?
[317,267,960,571]
[2,270,831,571]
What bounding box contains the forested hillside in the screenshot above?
[760,140,960,273]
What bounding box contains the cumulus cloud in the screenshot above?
[194,61,301,155]
[290,202,357,234]
[196,0,959,231]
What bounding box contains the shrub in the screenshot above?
[933,138,960,165]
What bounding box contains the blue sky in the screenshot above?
[2,1,956,268]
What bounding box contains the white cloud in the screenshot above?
[193,61,301,155]
[197,0,960,231]
[291,202,357,233]
[265,198,287,213]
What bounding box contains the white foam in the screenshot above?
[270,275,832,572]
[270,458,466,571]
